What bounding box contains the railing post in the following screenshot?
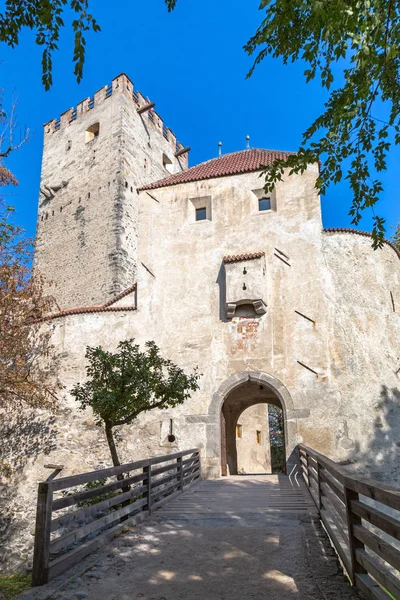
[316,460,322,511]
[177,455,184,491]
[344,484,366,585]
[32,482,53,586]
[143,464,152,515]
[305,450,310,488]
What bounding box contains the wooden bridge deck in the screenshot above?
[155,474,319,522]
[24,473,361,599]
[28,448,399,599]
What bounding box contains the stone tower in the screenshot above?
[35,73,188,310]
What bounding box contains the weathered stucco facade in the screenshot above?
[1,73,399,572]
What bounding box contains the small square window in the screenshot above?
[236,424,242,438]
[258,198,271,211]
[256,430,262,444]
[196,207,207,221]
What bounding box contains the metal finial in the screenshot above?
[246,135,250,150]
[218,141,222,156]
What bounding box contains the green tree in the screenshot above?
[0,0,100,89]
[71,339,200,467]
[244,0,400,246]
[392,221,400,251]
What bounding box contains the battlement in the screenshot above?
[43,72,186,156]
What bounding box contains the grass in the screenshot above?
[0,574,31,599]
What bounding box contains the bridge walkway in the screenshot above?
[24,474,361,599]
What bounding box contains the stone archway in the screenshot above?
[205,371,303,478]
[221,383,284,476]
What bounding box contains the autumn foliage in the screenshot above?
[0,202,57,409]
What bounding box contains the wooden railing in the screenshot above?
[299,444,400,600]
[32,448,200,586]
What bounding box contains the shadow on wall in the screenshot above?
[0,409,58,571]
[0,410,58,475]
[347,385,400,484]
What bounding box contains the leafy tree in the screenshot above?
[268,405,283,447]
[0,94,57,409]
[392,221,400,251]
[244,0,400,246]
[0,0,100,90]
[0,202,57,408]
[71,340,200,467]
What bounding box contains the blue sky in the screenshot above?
[1,0,399,240]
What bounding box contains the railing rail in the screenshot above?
[299,444,400,600]
[32,448,200,586]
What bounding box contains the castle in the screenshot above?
[2,73,400,570]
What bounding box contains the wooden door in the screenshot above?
[220,409,228,476]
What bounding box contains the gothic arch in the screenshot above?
[205,370,300,478]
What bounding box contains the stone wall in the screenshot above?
[35,73,187,310]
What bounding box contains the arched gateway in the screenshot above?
[205,370,300,478]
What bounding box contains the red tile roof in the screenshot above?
[223,252,265,264]
[323,229,400,259]
[38,284,137,321]
[138,148,293,191]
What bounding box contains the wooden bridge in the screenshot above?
[30,446,400,600]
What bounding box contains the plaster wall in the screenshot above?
[236,405,272,475]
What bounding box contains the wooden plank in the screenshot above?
[299,444,400,511]
[319,467,345,503]
[320,482,346,522]
[32,482,53,586]
[300,455,308,468]
[320,508,352,576]
[48,510,149,582]
[178,456,184,491]
[49,497,147,553]
[308,485,319,509]
[309,469,319,489]
[183,464,200,479]
[143,465,152,516]
[51,484,147,532]
[49,449,199,491]
[356,548,400,600]
[152,471,182,490]
[355,573,391,600]
[299,445,346,484]
[152,479,180,500]
[344,486,366,583]
[320,494,348,542]
[152,487,183,510]
[183,469,200,486]
[351,499,400,542]
[345,479,400,512]
[152,462,179,477]
[353,524,400,571]
[182,456,199,467]
[52,472,147,511]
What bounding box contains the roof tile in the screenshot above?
[138,148,293,191]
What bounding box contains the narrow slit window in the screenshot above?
[258,198,271,211]
[256,430,261,444]
[236,424,242,438]
[196,207,207,221]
